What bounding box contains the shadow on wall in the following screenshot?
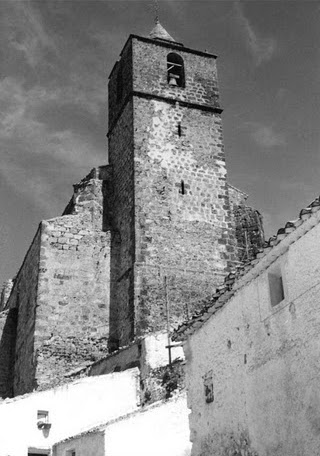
[0,308,18,399]
[102,176,135,352]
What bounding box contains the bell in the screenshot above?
[168,73,178,86]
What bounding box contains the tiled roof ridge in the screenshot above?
[173,195,320,341]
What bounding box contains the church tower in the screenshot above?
[0,21,264,399]
[107,22,237,349]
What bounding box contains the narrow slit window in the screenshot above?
[177,123,182,137]
[167,53,185,87]
[268,268,284,307]
[179,180,185,195]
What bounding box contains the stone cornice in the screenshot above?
[108,91,222,137]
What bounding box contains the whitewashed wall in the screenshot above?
[0,368,139,456]
[54,394,191,456]
[185,221,320,456]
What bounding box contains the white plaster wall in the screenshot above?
[105,394,191,456]
[53,432,105,456]
[142,331,184,370]
[186,222,320,456]
[0,369,139,456]
[54,395,190,456]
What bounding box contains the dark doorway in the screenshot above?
[29,454,49,456]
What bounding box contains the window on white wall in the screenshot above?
[268,265,285,307]
[66,450,76,456]
[28,448,50,456]
[36,410,51,431]
[203,370,214,403]
[37,410,49,423]
[28,453,49,456]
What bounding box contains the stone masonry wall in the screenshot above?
[32,174,111,390]
[108,41,136,350]
[5,227,42,396]
[233,205,264,263]
[228,185,265,263]
[107,36,237,347]
[0,171,112,396]
[133,97,236,337]
[132,38,220,109]
[0,308,17,398]
[0,281,16,396]
[108,40,133,131]
[0,280,14,311]
[108,100,135,350]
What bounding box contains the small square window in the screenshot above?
[37,410,51,431]
[268,267,285,307]
[66,450,76,456]
[37,410,49,423]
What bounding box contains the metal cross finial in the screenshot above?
[154,0,159,24]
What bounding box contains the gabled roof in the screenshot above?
[173,196,320,341]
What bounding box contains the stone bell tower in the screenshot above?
[107,21,237,349]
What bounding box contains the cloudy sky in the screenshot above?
[1,0,320,284]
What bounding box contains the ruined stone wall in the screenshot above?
[184,219,320,456]
[32,175,111,391]
[233,205,264,263]
[0,172,112,396]
[228,185,264,263]
[227,184,247,207]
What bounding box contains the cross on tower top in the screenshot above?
[154,0,159,24]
